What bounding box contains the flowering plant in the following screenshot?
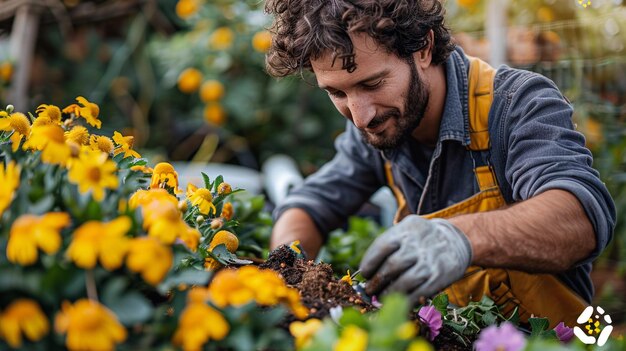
[0,99,305,350]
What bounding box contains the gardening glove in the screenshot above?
[359,215,473,306]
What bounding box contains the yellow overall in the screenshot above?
[384,56,588,328]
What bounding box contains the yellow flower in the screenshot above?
[396,321,417,340]
[252,30,272,53]
[126,237,173,285]
[457,0,479,8]
[130,164,153,173]
[0,112,31,152]
[128,188,177,209]
[177,68,203,94]
[62,96,102,129]
[221,202,234,220]
[0,161,20,216]
[199,80,225,102]
[32,115,54,127]
[0,61,12,82]
[54,299,126,351]
[208,268,255,307]
[175,0,200,19]
[290,319,323,350]
[66,217,131,270]
[141,201,187,244]
[179,226,201,252]
[150,162,180,192]
[204,230,238,270]
[23,124,71,166]
[407,338,435,351]
[36,104,62,124]
[7,213,71,266]
[203,102,226,126]
[188,187,216,215]
[334,325,368,351]
[0,299,49,348]
[217,182,232,195]
[65,125,89,145]
[67,149,118,201]
[173,302,229,351]
[209,27,234,50]
[340,270,353,285]
[88,134,114,154]
[112,131,141,158]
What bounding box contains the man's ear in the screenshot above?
[414,29,434,69]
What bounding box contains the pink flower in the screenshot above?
[553,322,574,343]
[474,322,526,351]
[418,306,442,341]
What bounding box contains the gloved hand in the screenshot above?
[359,215,473,305]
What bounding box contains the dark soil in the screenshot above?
[261,245,473,351]
[260,245,374,320]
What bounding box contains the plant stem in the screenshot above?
[86,269,99,301]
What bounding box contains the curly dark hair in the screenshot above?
[264,0,456,77]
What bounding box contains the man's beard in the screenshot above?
[360,57,429,150]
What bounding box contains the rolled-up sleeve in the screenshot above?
[501,72,616,264]
[273,122,386,236]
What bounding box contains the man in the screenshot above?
[264,0,615,327]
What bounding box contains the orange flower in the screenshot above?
[175,0,200,19]
[23,124,71,166]
[36,104,62,124]
[252,31,272,53]
[172,302,229,351]
[150,162,180,192]
[62,96,102,128]
[128,188,178,209]
[177,68,203,94]
[0,299,50,348]
[126,237,173,285]
[55,299,126,351]
[199,80,225,102]
[209,27,234,50]
[0,112,31,152]
[0,160,20,217]
[221,202,234,220]
[66,217,131,270]
[7,213,71,266]
[112,131,141,159]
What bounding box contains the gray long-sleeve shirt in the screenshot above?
[274,47,616,303]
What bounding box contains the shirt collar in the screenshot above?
[438,46,471,146]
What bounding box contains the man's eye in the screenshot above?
[362,80,383,90]
[327,90,345,98]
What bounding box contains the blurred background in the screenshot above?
[0,0,624,327]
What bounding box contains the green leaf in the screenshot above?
[529,317,550,338]
[481,311,497,326]
[28,195,55,215]
[432,293,449,316]
[213,175,224,192]
[209,244,252,265]
[339,307,368,330]
[157,268,212,295]
[102,278,153,326]
[201,172,211,189]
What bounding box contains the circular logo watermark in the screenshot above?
[574,306,613,346]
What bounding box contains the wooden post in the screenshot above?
[8,3,41,110]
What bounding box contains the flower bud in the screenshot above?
[196,215,205,224]
[178,200,188,212]
[217,182,232,195]
[210,218,223,230]
[5,104,14,113]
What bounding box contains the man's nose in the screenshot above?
[347,95,375,130]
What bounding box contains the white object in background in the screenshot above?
[170,162,263,195]
[369,187,397,228]
[262,154,304,206]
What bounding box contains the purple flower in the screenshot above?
[418,306,443,341]
[553,322,574,343]
[371,295,382,308]
[474,322,526,351]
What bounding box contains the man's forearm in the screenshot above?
[449,189,596,273]
[271,208,324,258]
